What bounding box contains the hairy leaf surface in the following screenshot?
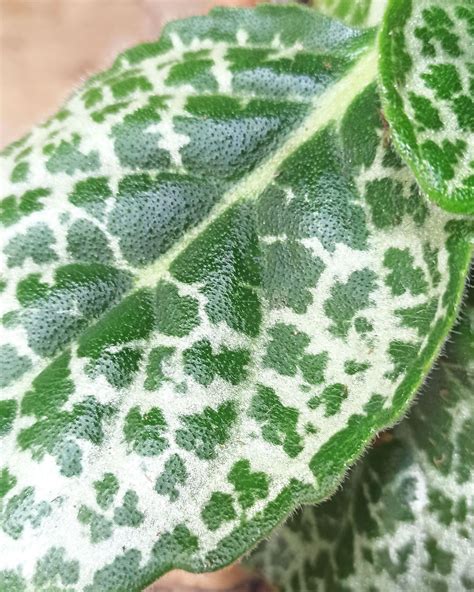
[380,0,474,214]
[248,285,474,591]
[0,5,472,591]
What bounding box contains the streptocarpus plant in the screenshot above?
[0,2,472,591]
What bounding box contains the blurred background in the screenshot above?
[0,0,257,147]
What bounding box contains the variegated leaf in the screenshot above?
[312,0,387,27]
[247,283,474,591]
[380,0,474,214]
[0,5,472,591]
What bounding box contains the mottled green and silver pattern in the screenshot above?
[0,4,473,591]
[313,0,387,27]
[380,0,474,214]
[248,286,474,591]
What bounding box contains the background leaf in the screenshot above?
[0,4,472,591]
[248,279,474,591]
[380,0,474,214]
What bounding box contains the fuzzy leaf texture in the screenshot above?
[380,0,474,214]
[248,281,474,591]
[0,5,472,591]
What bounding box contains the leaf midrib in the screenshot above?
[1,44,379,395]
[135,45,378,289]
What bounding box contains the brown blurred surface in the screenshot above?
[145,565,272,591]
[0,0,223,147]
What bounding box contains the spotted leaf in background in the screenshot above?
[380,0,474,214]
[0,4,473,592]
[248,282,474,591]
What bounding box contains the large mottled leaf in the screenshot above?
[0,5,472,591]
[312,0,387,27]
[248,284,474,591]
[380,0,474,214]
